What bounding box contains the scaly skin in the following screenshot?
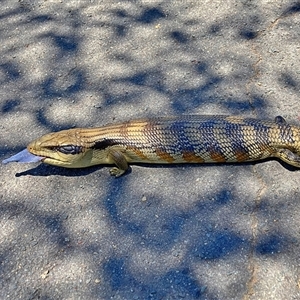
[22,115,300,177]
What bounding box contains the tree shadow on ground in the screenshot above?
[1,1,300,299]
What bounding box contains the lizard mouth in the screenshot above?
[2,149,44,164]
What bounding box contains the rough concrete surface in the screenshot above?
[1,0,300,299]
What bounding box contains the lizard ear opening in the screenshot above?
[2,149,44,164]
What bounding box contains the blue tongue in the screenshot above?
[2,149,44,164]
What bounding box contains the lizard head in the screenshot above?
[3,129,92,168]
[27,129,90,168]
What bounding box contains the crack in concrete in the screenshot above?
[245,6,296,116]
[243,7,299,297]
[243,165,267,300]
[245,41,262,116]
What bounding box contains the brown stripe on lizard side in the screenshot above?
[233,149,250,162]
[155,148,176,163]
[209,151,227,163]
[126,146,149,161]
[182,151,205,163]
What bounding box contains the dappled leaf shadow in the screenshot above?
[38,214,71,247]
[30,14,53,23]
[170,30,190,43]
[104,183,189,248]
[282,1,300,17]
[40,69,85,99]
[193,231,246,260]
[279,73,300,92]
[137,7,166,24]
[1,1,300,299]
[102,256,204,299]
[0,62,21,82]
[1,99,21,113]
[256,234,285,255]
[103,257,135,291]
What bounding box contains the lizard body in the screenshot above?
[3,115,300,177]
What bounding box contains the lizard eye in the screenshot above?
[57,145,82,155]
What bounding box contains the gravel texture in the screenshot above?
[1,1,300,299]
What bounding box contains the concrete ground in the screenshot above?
[1,0,300,299]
